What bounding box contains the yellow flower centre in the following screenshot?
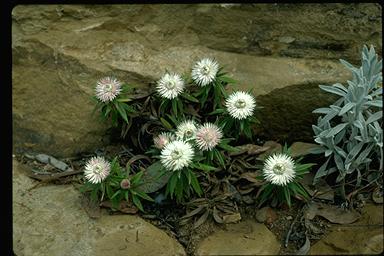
[185,130,193,137]
[171,150,182,160]
[166,80,176,89]
[273,163,285,175]
[235,99,246,109]
[202,66,210,75]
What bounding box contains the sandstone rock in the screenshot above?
[13,160,186,256]
[12,4,381,156]
[196,220,280,255]
[255,206,278,224]
[310,204,383,255]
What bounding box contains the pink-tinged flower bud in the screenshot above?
[120,179,131,189]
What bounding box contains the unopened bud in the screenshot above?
[120,179,131,189]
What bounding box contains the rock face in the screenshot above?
[195,219,281,255]
[310,203,383,255]
[12,4,382,156]
[12,160,186,256]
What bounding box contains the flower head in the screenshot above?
[225,91,256,120]
[195,123,223,151]
[156,73,185,99]
[191,58,219,87]
[176,120,197,141]
[95,77,122,103]
[120,179,131,189]
[263,153,296,186]
[84,156,111,184]
[160,140,194,171]
[153,132,176,149]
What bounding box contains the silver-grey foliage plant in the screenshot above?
[312,45,382,188]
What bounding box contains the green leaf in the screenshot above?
[319,85,347,97]
[172,99,178,117]
[189,170,202,196]
[181,93,199,103]
[366,111,382,124]
[313,157,330,184]
[114,102,129,123]
[106,184,114,199]
[123,190,129,201]
[167,173,178,196]
[313,107,332,114]
[257,184,274,207]
[295,163,315,174]
[135,190,154,202]
[345,141,364,164]
[283,187,291,208]
[219,75,237,85]
[365,100,382,108]
[117,98,132,102]
[132,194,144,212]
[110,190,121,199]
[214,149,225,168]
[191,162,218,172]
[103,105,112,117]
[208,108,225,115]
[131,171,144,185]
[160,117,173,130]
[326,123,348,137]
[338,102,356,116]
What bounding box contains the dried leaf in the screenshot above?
[182,205,206,219]
[289,142,322,158]
[222,213,241,223]
[212,207,223,223]
[258,141,283,160]
[372,186,383,204]
[295,235,310,255]
[127,155,151,166]
[229,144,269,156]
[194,209,210,228]
[237,185,256,195]
[304,219,323,235]
[240,172,263,185]
[304,202,360,224]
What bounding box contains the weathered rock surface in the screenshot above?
[310,203,383,255]
[12,4,382,156]
[13,160,186,256]
[195,219,280,255]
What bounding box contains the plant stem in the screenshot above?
[379,146,383,172]
[340,177,346,201]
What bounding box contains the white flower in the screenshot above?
[263,153,296,186]
[160,140,194,171]
[176,120,198,141]
[153,132,176,149]
[95,77,122,103]
[225,91,256,120]
[191,58,219,87]
[156,73,185,99]
[84,156,111,184]
[195,123,223,151]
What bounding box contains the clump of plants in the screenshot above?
[80,156,153,212]
[81,56,315,215]
[257,145,314,208]
[312,45,382,202]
